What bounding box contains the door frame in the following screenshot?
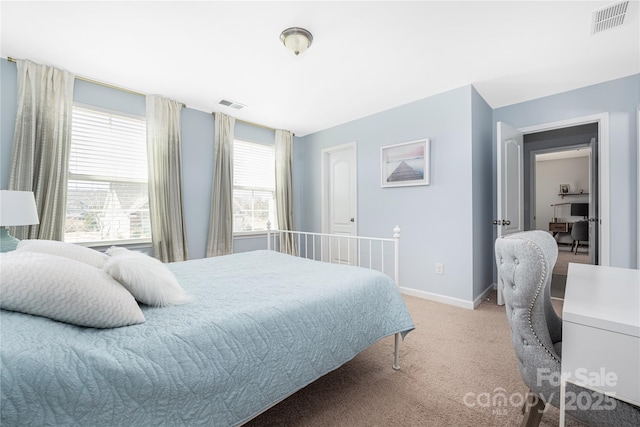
[320,141,358,236]
[519,113,610,266]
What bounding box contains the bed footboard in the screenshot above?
[266,223,401,286]
[266,223,404,370]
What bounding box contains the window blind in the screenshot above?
[233,140,277,232]
[234,140,275,190]
[65,104,150,244]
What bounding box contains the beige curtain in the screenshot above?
[206,112,236,257]
[146,95,189,262]
[8,59,75,241]
[275,129,297,255]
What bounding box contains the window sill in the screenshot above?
[75,240,153,253]
[233,232,269,239]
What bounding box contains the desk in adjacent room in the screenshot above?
[560,263,640,426]
[549,221,573,237]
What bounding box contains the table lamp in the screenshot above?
[0,190,40,252]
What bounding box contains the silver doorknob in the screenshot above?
[350,218,354,222]
[502,220,511,226]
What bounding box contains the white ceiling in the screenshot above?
[1,1,638,136]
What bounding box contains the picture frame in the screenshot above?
[560,184,570,194]
[381,139,430,188]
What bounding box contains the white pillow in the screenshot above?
[16,239,109,268]
[103,247,190,307]
[0,251,145,328]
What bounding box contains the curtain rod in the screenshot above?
[210,113,296,136]
[211,112,277,133]
[6,56,186,108]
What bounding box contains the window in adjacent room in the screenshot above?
[233,139,278,233]
[64,104,150,245]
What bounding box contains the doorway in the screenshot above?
[496,114,609,305]
[524,123,599,299]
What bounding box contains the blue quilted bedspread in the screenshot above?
[1,250,414,426]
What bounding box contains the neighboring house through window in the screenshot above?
[65,104,151,244]
[233,139,277,233]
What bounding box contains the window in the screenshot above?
[233,139,277,233]
[65,104,150,244]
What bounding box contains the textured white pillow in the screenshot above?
[16,239,109,268]
[0,251,145,328]
[103,247,190,307]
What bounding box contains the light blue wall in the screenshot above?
[493,74,640,269]
[4,54,637,292]
[0,58,275,260]
[181,108,214,259]
[75,79,145,116]
[296,86,480,302]
[471,87,494,299]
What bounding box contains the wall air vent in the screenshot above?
[218,99,246,110]
[591,1,629,35]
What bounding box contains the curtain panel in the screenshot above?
[8,59,75,241]
[275,129,297,255]
[206,113,236,257]
[146,95,189,263]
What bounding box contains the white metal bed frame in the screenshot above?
[266,224,403,370]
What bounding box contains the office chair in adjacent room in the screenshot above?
[495,230,640,427]
[570,220,589,255]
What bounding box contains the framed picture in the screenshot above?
[560,184,570,194]
[381,139,430,188]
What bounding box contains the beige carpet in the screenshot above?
[554,247,589,276]
[247,292,584,426]
[551,248,590,299]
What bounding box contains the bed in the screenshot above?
[0,228,414,426]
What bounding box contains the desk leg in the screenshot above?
[559,377,566,427]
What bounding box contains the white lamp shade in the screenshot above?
[0,190,40,226]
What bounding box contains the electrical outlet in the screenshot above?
[435,263,444,275]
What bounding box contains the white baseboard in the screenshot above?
[399,283,496,310]
[473,284,495,308]
[399,287,474,310]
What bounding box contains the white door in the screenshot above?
[588,137,599,265]
[322,142,357,264]
[496,122,524,305]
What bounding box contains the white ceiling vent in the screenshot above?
[218,99,245,110]
[591,1,629,35]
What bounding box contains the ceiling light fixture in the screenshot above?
[280,27,313,56]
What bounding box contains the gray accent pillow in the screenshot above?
[0,251,145,328]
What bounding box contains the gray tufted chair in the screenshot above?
[495,230,640,427]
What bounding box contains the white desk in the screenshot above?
[560,263,640,426]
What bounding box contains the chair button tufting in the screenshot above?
[500,258,504,264]
[514,258,519,264]
[512,284,516,289]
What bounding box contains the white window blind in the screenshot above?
[233,139,278,233]
[65,104,150,244]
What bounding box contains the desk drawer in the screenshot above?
[549,222,569,233]
[562,321,640,406]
